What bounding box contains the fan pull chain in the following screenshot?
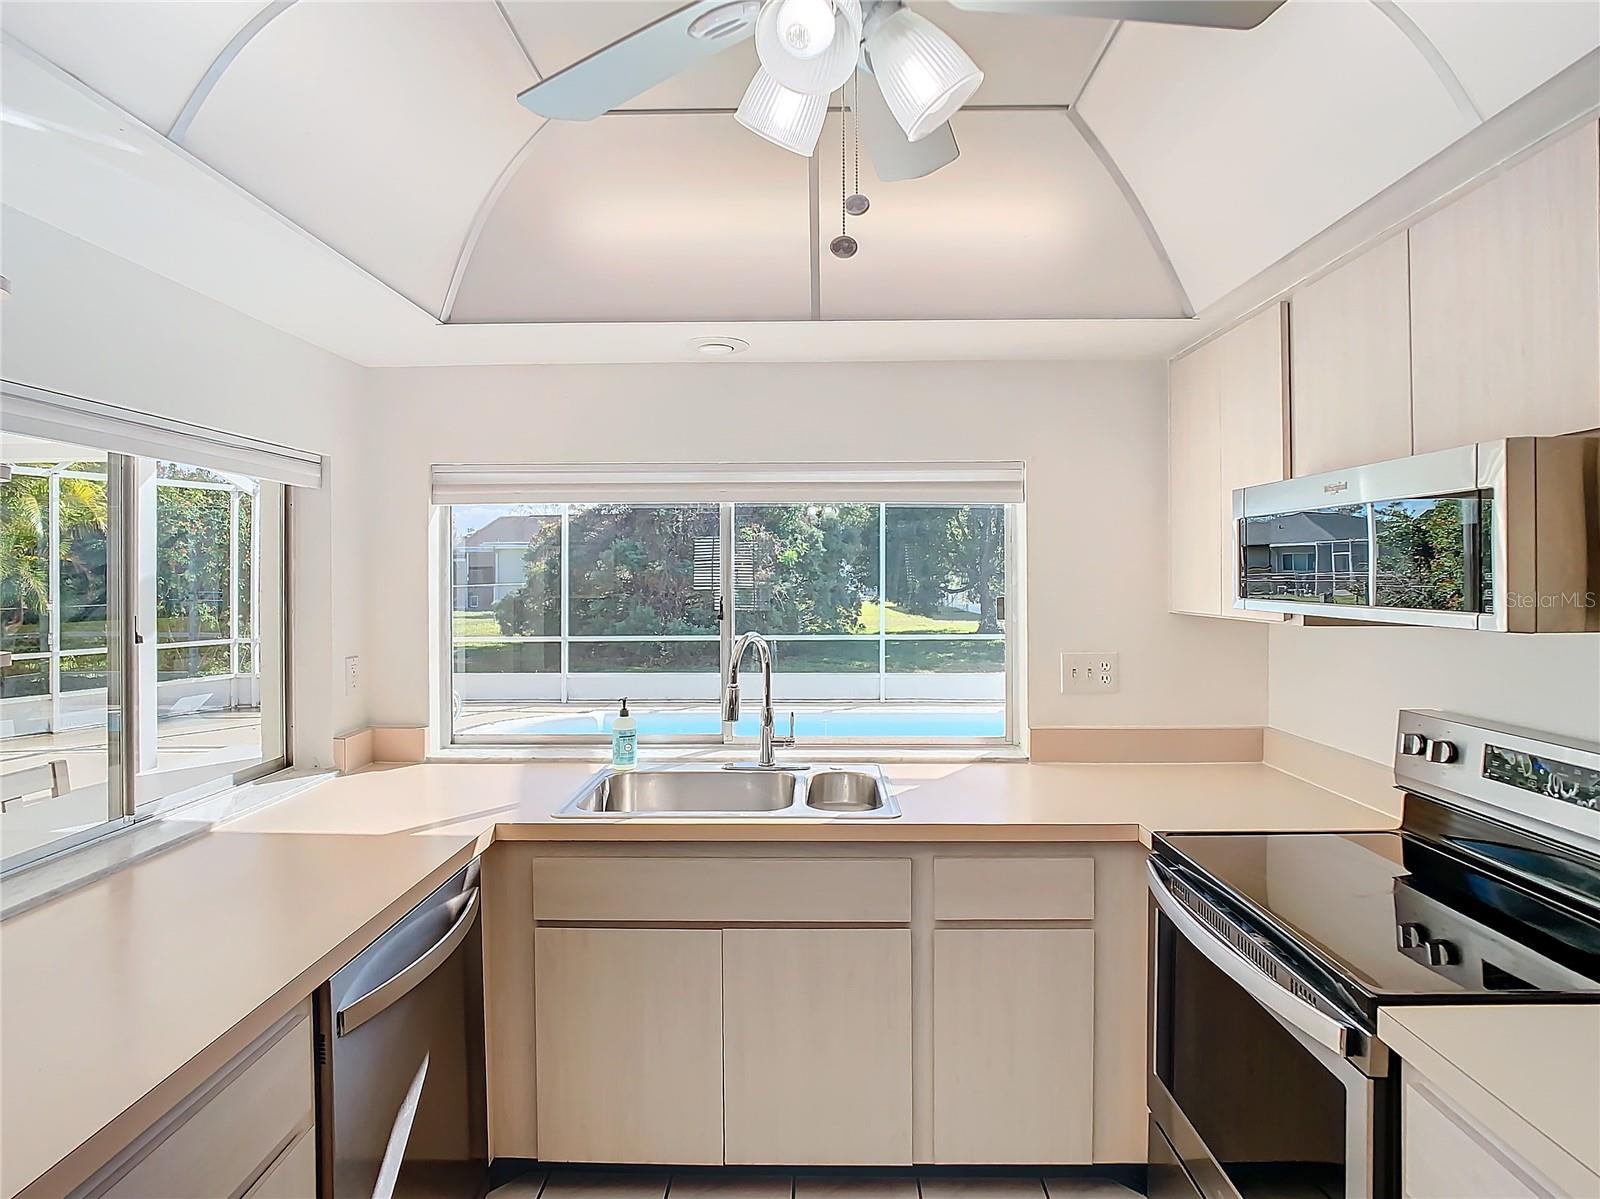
[844,70,870,219]
[829,83,859,258]
[852,72,861,199]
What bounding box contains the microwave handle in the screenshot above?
[1148,859,1359,1060]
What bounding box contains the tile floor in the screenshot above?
[491,1171,1140,1198]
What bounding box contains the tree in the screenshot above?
[1,469,109,650]
[737,503,876,634]
[889,505,1006,633]
[1374,499,1470,610]
[155,484,230,642]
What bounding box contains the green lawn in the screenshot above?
[453,610,502,637]
[859,601,978,634]
[456,602,982,639]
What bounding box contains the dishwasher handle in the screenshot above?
[337,886,479,1037]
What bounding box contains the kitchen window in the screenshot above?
[436,463,1023,750]
[2,384,314,873]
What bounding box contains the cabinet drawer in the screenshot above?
[244,1125,315,1199]
[99,1009,312,1199]
[1403,1075,1549,1198]
[533,857,912,923]
[933,856,1094,921]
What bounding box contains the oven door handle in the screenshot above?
[1148,859,1360,1060]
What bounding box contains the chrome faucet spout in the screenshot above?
[724,632,795,768]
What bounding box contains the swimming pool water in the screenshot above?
[473,707,1005,739]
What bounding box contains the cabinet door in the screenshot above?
[1169,344,1224,616]
[1217,304,1291,619]
[1410,121,1600,450]
[534,927,723,1164]
[1291,234,1414,474]
[932,928,1094,1165]
[723,928,912,1166]
[1169,305,1289,619]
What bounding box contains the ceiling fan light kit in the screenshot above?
[736,68,829,155]
[515,0,1281,167]
[867,7,985,142]
[755,0,863,94]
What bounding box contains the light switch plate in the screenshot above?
[345,655,359,694]
[1060,651,1119,693]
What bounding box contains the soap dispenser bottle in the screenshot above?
[611,698,637,770]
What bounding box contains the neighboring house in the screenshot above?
[454,515,540,609]
[1241,510,1372,599]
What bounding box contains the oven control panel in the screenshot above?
[1396,709,1600,849]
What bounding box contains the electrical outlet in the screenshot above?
[1060,651,1119,693]
[345,655,359,694]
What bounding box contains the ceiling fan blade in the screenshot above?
[855,67,959,182]
[946,0,1284,30]
[516,0,759,120]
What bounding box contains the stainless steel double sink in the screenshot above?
[554,763,900,819]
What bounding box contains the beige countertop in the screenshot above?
[1,759,1395,1199]
[1380,1003,1600,1195]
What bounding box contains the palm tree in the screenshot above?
[1,467,109,649]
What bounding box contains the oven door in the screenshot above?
[1148,860,1397,1199]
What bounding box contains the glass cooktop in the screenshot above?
[1155,820,1600,1016]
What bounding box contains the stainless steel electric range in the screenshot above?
[1146,709,1600,1199]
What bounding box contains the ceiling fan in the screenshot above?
[516,0,1283,181]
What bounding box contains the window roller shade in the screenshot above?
[430,462,1025,505]
[2,382,324,489]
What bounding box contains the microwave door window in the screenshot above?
[1241,506,1370,605]
[1373,496,1482,613]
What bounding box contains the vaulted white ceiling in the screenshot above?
[1,0,1595,356]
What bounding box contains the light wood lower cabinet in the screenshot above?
[931,927,1095,1165]
[534,927,724,1165]
[488,847,1145,1168]
[244,1126,316,1199]
[723,928,913,1166]
[76,1005,314,1199]
[1402,1072,1559,1198]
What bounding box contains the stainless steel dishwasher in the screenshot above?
[314,859,487,1199]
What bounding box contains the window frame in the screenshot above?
[1,456,293,874]
[437,495,1024,754]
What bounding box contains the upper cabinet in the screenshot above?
[1171,120,1600,620]
[1168,304,1289,619]
[1290,233,1414,474]
[1409,121,1600,451]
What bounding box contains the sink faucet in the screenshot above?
[722,632,796,769]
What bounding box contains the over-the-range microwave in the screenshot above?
[1232,434,1598,631]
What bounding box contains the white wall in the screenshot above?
[0,208,372,763]
[1268,623,1600,764]
[364,361,1269,736]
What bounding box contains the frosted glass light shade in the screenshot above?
[775,0,835,59]
[736,68,828,156]
[866,7,983,142]
[755,0,862,95]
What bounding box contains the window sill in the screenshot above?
[429,744,1029,765]
[0,767,334,919]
